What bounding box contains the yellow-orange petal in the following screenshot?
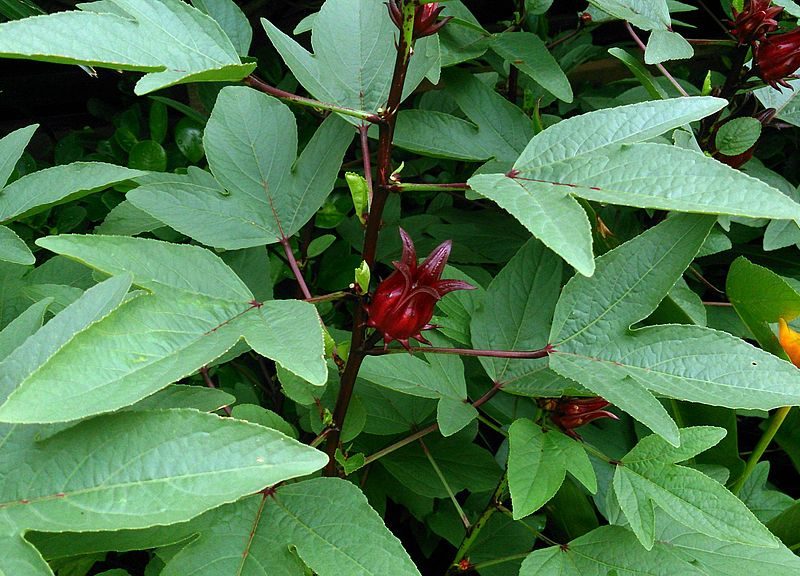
[778,318,800,367]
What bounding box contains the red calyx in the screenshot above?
[365,228,475,349]
[730,0,783,46]
[388,1,452,39]
[755,27,800,89]
[539,396,619,439]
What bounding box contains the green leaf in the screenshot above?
[36,234,253,301]
[127,383,233,412]
[231,403,296,438]
[360,342,474,436]
[521,525,704,575]
[0,162,143,223]
[644,29,694,64]
[0,298,51,360]
[128,140,167,171]
[608,47,669,99]
[0,236,326,422]
[191,0,252,56]
[0,409,326,574]
[262,0,438,122]
[586,0,670,30]
[468,173,594,276]
[539,143,800,221]
[30,478,419,576]
[716,117,761,156]
[129,87,353,249]
[514,97,726,172]
[380,430,500,498]
[727,256,800,357]
[550,214,712,346]
[614,427,777,549]
[0,0,256,94]
[0,225,34,265]
[550,215,800,442]
[508,419,596,519]
[393,68,533,162]
[471,238,563,392]
[0,124,37,188]
[755,78,800,128]
[174,117,205,163]
[491,31,573,102]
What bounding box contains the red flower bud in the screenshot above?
[755,28,800,89]
[539,396,619,439]
[730,0,783,45]
[388,1,452,39]
[366,228,475,349]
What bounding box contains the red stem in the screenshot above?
[358,124,375,212]
[625,22,689,97]
[245,75,383,124]
[324,1,416,476]
[280,237,312,300]
[366,345,553,359]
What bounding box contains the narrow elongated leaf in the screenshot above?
[0,409,326,575]
[0,0,255,94]
[0,225,34,264]
[550,214,714,346]
[0,124,37,188]
[613,427,777,549]
[467,173,594,275]
[550,215,800,441]
[37,234,253,301]
[262,0,438,122]
[0,298,51,360]
[0,236,326,422]
[0,163,143,223]
[129,88,353,249]
[508,419,596,519]
[514,97,726,172]
[471,238,562,390]
[727,256,800,356]
[491,32,573,102]
[552,143,800,222]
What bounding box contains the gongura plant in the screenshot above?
[1,0,800,574]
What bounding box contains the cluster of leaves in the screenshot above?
[2,0,800,574]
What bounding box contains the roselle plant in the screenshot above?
[4,0,800,574]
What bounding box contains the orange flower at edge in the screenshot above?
[778,318,800,367]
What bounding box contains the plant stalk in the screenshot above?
[323,0,417,475]
[731,406,792,495]
[245,75,383,123]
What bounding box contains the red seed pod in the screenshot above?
[388,1,452,39]
[539,396,618,439]
[366,228,474,349]
[755,27,800,89]
[730,0,783,46]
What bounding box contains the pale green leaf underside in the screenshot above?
[0,225,34,265]
[0,0,255,94]
[615,427,777,549]
[468,173,594,276]
[37,234,253,302]
[261,0,438,121]
[0,409,326,575]
[130,87,353,249]
[514,97,726,172]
